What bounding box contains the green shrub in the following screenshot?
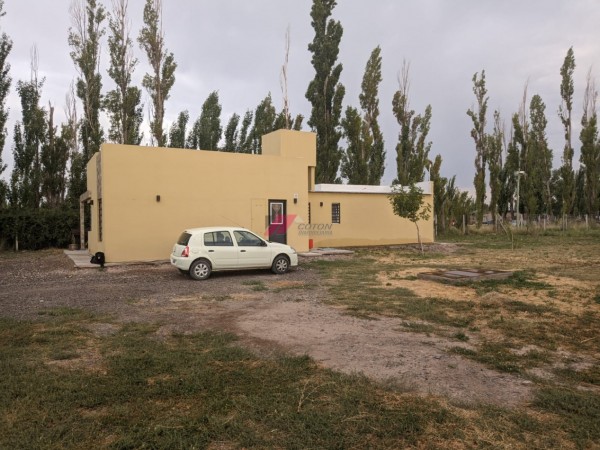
[0,208,79,250]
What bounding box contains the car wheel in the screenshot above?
[189,259,212,280]
[271,255,290,274]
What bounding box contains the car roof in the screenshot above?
[183,226,251,234]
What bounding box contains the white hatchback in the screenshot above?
[170,227,298,280]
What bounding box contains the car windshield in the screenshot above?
[177,232,192,246]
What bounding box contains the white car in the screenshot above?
[170,227,298,280]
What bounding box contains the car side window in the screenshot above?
[204,231,233,247]
[233,230,264,247]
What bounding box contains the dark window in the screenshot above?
[98,199,103,242]
[204,231,233,246]
[177,232,192,246]
[332,203,341,224]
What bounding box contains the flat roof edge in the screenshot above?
[313,181,431,195]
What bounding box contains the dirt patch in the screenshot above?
[0,249,542,408]
[46,344,106,374]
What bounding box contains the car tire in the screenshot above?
[189,259,212,280]
[271,255,290,274]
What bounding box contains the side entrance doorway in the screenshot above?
[268,199,287,244]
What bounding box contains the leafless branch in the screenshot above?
[583,67,597,121]
[280,25,291,129]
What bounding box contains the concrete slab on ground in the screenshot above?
[64,250,116,269]
[417,268,513,285]
[298,248,354,257]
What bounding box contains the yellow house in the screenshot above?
[82,129,433,263]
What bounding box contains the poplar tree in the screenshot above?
[341,106,368,184]
[521,94,551,218]
[105,0,143,145]
[249,93,277,154]
[273,109,303,131]
[429,154,447,233]
[487,110,503,226]
[41,103,69,207]
[558,47,575,216]
[222,113,240,152]
[467,70,488,227]
[65,84,85,208]
[580,69,599,220]
[341,46,385,185]
[138,0,176,147]
[167,110,188,149]
[500,129,520,218]
[197,91,222,150]
[360,46,384,184]
[529,95,552,216]
[68,0,105,165]
[0,0,12,207]
[187,92,222,150]
[11,51,46,209]
[305,0,345,183]
[237,110,253,153]
[511,87,528,222]
[393,61,432,186]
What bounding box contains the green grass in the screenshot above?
[534,387,600,446]
[470,270,553,294]
[450,342,552,374]
[242,280,268,291]
[0,314,469,449]
[1,312,593,448]
[554,364,600,386]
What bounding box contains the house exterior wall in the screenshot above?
[85,129,434,263]
[306,183,434,248]
[86,130,315,262]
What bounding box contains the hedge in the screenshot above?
[0,208,79,251]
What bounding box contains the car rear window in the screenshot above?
[177,232,192,246]
[204,231,233,246]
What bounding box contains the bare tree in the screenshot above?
[280,26,291,129]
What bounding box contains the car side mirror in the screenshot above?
[261,240,268,247]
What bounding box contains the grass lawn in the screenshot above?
[1,230,599,448]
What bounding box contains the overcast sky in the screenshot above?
[2,0,599,190]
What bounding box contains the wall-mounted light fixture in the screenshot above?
[156,195,161,202]
[320,202,323,207]
[293,193,298,204]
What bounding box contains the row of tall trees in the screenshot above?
[1,0,443,213]
[305,0,434,189]
[467,47,600,228]
[306,0,473,232]
[0,0,474,243]
[0,0,176,210]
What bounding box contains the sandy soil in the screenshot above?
[0,249,539,408]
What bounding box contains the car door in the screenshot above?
[233,230,272,268]
[202,231,238,269]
